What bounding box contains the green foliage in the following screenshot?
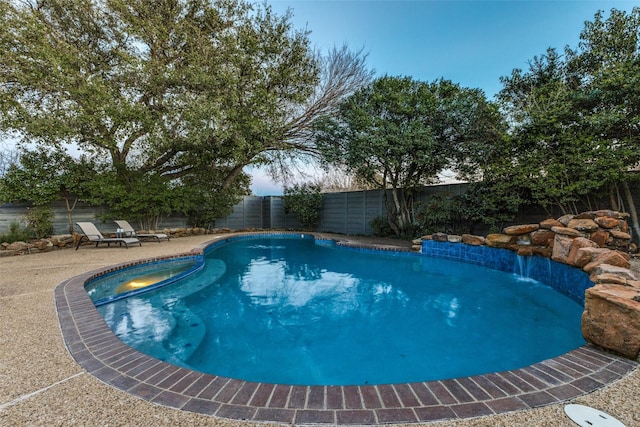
[284,183,323,230]
[370,216,393,237]
[0,207,53,242]
[415,194,456,234]
[0,149,87,205]
[496,8,640,217]
[179,172,250,228]
[0,148,94,233]
[314,76,501,237]
[414,192,506,235]
[25,206,53,238]
[456,182,522,233]
[0,0,353,231]
[83,170,182,231]
[0,221,32,243]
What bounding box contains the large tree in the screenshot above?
[497,48,601,215]
[314,76,501,236]
[497,8,640,237]
[0,0,371,226]
[566,7,640,238]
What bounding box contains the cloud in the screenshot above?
[248,168,284,196]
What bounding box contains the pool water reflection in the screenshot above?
[90,235,586,386]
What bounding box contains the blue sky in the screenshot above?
[267,0,637,98]
[249,0,637,195]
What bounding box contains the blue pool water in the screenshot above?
[93,235,586,386]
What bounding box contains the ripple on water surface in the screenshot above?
[95,236,586,386]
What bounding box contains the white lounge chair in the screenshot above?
[75,222,141,250]
[114,220,170,243]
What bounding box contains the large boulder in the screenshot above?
[551,235,575,264]
[574,247,612,268]
[609,230,632,241]
[461,234,485,246]
[591,209,627,219]
[582,284,640,360]
[551,226,584,237]
[6,241,29,251]
[33,240,53,251]
[589,229,609,247]
[531,229,555,247]
[485,233,515,248]
[514,245,534,256]
[531,246,553,258]
[618,220,630,234]
[503,224,539,235]
[432,232,448,242]
[557,214,575,226]
[584,251,631,273]
[589,264,640,285]
[567,218,599,232]
[607,231,631,251]
[540,218,563,229]
[567,237,599,267]
[51,234,73,241]
[574,212,597,220]
[594,216,623,229]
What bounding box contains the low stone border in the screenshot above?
[55,234,637,424]
[0,227,253,256]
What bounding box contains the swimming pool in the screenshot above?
[90,234,585,386]
[56,232,636,424]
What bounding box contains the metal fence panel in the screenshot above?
[259,196,301,230]
[3,181,639,238]
[215,196,264,229]
[318,193,346,233]
[344,191,366,235]
[315,190,387,235]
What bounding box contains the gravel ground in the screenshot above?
[0,233,638,426]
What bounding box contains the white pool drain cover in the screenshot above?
[564,404,626,427]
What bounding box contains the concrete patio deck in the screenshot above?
[1,233,638,426]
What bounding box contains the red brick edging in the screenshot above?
[54,245,636,425]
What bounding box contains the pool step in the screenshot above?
[164,303,206,362]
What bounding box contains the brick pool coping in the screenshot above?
[54,236,637,425]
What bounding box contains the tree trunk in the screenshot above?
[622,181,640,243]
[609,184,619,211]
[64,197,78,234]
[382,186,413,237]
[383,188,401,236]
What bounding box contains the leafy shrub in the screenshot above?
[0,221,33,243]
[456,182,521,234]
[415,194,455,234]
[370,216,393,237]
[284,183,323,230]
[25,206,53,238]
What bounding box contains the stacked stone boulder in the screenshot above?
[0,234,75,257]
[423,210,640,361]
[0,227,220,256]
